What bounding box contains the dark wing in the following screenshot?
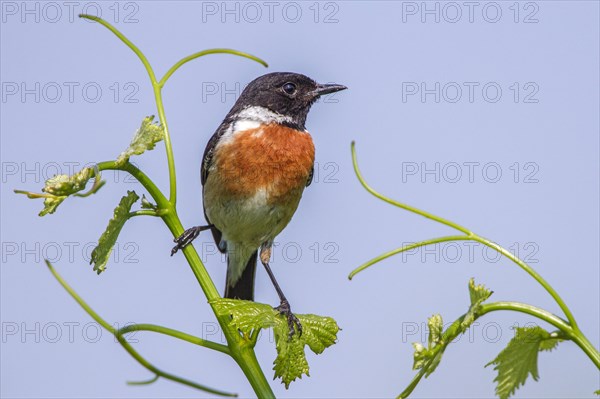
[202,127,224,186]
[306,165,314,187]
[202,122,231,254]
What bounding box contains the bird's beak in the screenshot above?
[311,83,348,97]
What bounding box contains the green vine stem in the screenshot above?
[159,49,268,88]
[65,15,275,397]
[80,14,267,206]
[117,324,231,355]
[348,141,600,373]
[396,301,599,398]
[349,235,471,279]
[479,303,599,369]
[45,260,236,397]
[398,299,573,399]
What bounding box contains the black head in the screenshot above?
[227,72,347,130]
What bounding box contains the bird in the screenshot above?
[171,72,347,336]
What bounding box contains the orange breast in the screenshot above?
[212,123,315,205]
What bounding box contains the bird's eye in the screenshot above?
[282,82,297,95]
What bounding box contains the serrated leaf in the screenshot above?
[462,278,493,329]
[538,337,560,352]
[273,321,309,388]
[211,299,278,334]
[90,190,139,274]
[298,314,339,354]
[486,326,562,399]
[211,298,339,389]
[115,116,164,167]
[468,277,493,307]
[15,166,104,216]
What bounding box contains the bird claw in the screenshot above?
[171,225,211,256]
[275,300,302,339]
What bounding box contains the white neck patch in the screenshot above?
[218,106,298,146]
[236,106,294,125]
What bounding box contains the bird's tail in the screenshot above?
[224,243,257,301]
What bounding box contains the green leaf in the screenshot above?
[538,336,560,352]
[594,389,600,395]
[211,299,339,389]
[15,166,104,216]
[272,320,310,388]
[468,277,493,307]
[486,326,562,399]
[115,116,164,167]
[462,278,493,328]
[90,190,139,274]
[212,299,278,334]
[298,314,339,354]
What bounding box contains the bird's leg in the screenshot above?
[171,225,213,256]
[260,245,302,339]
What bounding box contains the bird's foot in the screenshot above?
[171,225,212,256]
[275,300,302,339]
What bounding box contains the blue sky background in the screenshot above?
[1,1,599,398]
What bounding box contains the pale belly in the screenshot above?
[204,177,304,246]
